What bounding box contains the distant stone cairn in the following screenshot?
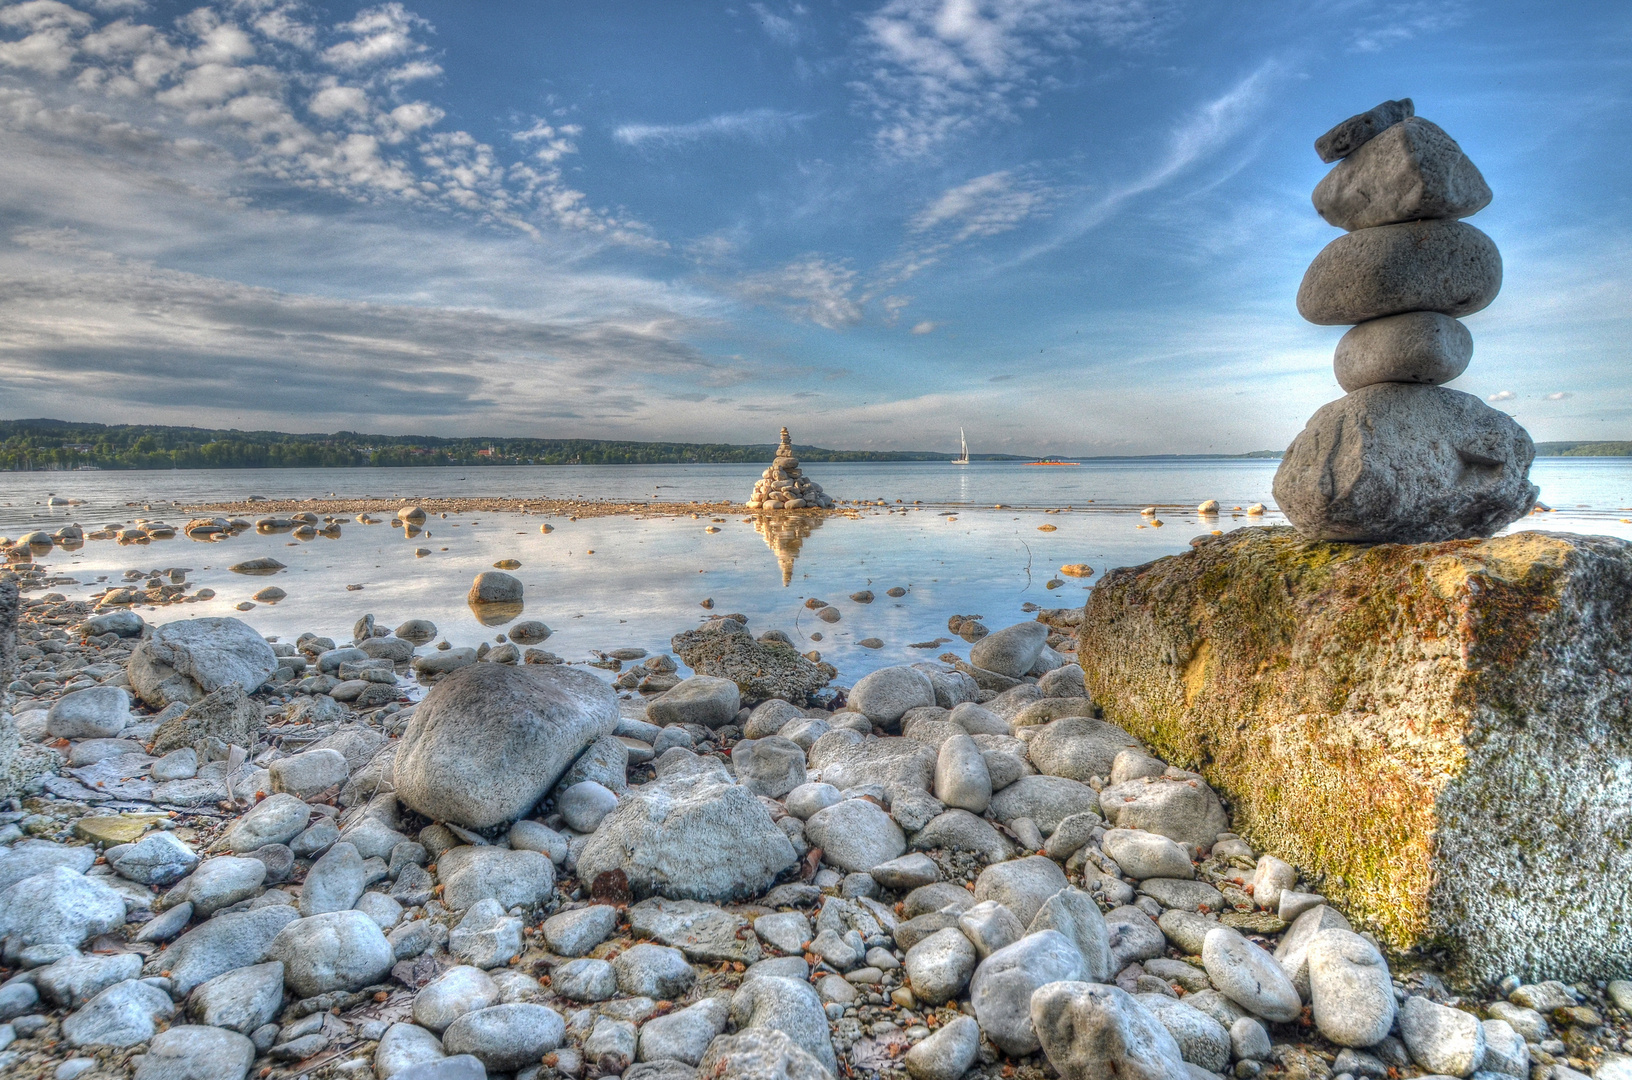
[1273,98,1539,543]
[746,428,834,510]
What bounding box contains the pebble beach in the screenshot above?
[3,466,1632,1080]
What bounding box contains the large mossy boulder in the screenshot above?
[1078,525,1632,983]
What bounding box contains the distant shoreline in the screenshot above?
[2,416,1628,470]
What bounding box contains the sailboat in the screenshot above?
[952,429,970,465]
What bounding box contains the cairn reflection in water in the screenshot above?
[752,511,825,586]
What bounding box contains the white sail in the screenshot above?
[954,428,969,465]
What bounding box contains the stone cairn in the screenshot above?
[1273,98,1539,543]
[745,427,834,510]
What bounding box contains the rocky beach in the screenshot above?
[2,483,1631,1080]
[0,94,1629,1080]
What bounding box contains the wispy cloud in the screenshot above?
[1010,61,1281,265]
[1488,390,1516,402]
[852,0,1172,157]
[1349,1,1468,53]
[735,256,862,328]
[750,2,803,46]
[613,108,811,149]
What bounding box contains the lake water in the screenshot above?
[4,460,1630,689]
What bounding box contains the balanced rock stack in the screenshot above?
[1273,98,1539,543]
[745,427,834,510]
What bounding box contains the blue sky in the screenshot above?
[0,0,1627,454]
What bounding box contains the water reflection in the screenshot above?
[469,600,524,627]
[752,511,826,586]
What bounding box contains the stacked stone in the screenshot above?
[1273,98,1539,543]
[745,428,834,510]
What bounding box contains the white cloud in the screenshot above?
[853,0,1170,156]
[911,319,935,333]
[322,3,427,68]
[1488,390,1516,402]
[308,84,370,119]
[613,108,810,149]
[737,256,863,328]
[1545,391,1572,400]
[0,2,641,238]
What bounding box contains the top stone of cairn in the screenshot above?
[1314,97,1414,163]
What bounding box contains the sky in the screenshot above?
[0,0,1627,455]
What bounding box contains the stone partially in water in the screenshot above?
[1273,384,1537,543]
[671,619,832,704]
[1080,524,1632,983]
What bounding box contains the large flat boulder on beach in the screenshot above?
[127,617,279,708]
[394,663,618,829]
[1078,526,1632,984]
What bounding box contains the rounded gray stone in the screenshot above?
[804,798,906,873]
[1031,981,1190,1080]
[133,1024,255,1080]
[1308,928,1397,1048]
[973,855,1068,926]
[413,965,499,1034]
[848,666,937,724]
[646,676,741,728]
[267,910,394,997]
[0,865,127,949]
[441,1002,565,1071]
[557,781,619,833]
[933,734,991,813]
[552,957,617,1002]
[1298,219,1501,325]
[394,663,618,829]
[969,621,1049,678]
[612,943,695,999]
[1273,384,1538,544]
[904,926,977,1004]
[1202,926,1302,1023]
[1335,311,1473,391]
[1399,994,1486,1076]
[1104,828,1194,881]
[969,929,1089,1057]
[732,736,807,799]
[47,686,131,739]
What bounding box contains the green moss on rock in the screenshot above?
[1080,526,1632,983]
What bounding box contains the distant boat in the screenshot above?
[952,429,970,466]
[1027,458,1080,466]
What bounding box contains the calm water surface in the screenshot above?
[4,460,1629,687]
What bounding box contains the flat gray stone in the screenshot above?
[1316,98,1414,163]
[63,978,178,1048]
[1298,219,1501,325]
[133,1024,255,1080]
